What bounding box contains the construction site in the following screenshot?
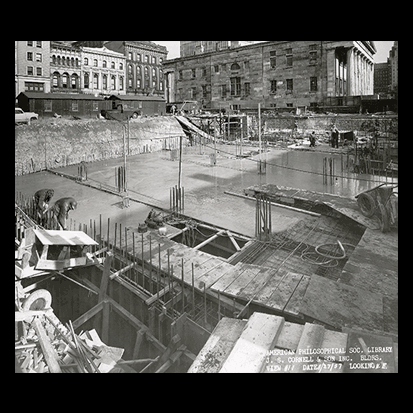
[15,111,398,373]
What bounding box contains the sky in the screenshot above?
[152,41,395,62]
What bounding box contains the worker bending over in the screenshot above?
[33,189,54,226]
[50,197,77,230]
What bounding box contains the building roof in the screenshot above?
[108,94,165,102]
[17,92,106,101]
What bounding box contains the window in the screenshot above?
[202,67,207,77]
[230,77,241,96]
[52,73,58,88]
[221,84,227,98]
[286,103,293,108]
[230,62,240,71]
[71,58,74,67]
[84,73,89,89]
[128,78,133,88]
[119,63,123,70]
[103,60,107,68]
[152,68,156,78]
[119,77,124,90]
[152,79,156,88]
[27,52,33,61]
[93,101,99,111]
[27,66,33,75]
[111,61,115,69]
[128,64,133,74]
[27,41,33,47]
[44,100,52,112]
[286,48,293,67]
[24,82,44,92]
[244,60,249,70]
[137,53,141,62]
[270,80,277,94]
[270,50,276,68]
[286,78,293,92]
[36,41,42,48]
[310,77,317,92]
[36,53,42,62]
[84,57,88,65]
[137,79,141,88]
[309,44,317,65]
[214,65,219,73]
[159,80,163,91]
[71,101,78,112]
[244,82,250,96]
[103,75,107,90]
[93,73,99,89]
[111,75,116,90]
[71,75,77,89]
[137,66,141,76]
[191,69,196,78]
[36,67,42,76]
[62,56,66,66]
[152,56,156,64]
[202,85,208,98]
[179,70,183,80]
[94,59,98,67]
[62,73,68,88]
[145,55,149,63]
[128,52,133,60]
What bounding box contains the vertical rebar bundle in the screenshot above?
[170,186,184,216]
[115,166,126,193]
[255,194,272,241]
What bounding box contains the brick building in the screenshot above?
[15,41,51,96]
[180,41,264,57]
[104,41,168,97]
[163,41,376,112]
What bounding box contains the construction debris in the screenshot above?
[15,309,130,373]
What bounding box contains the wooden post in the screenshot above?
[181,258,185,313]
[178,135,183,190]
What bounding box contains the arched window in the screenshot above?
[119,62,123,70]
[71,57,75,67]
[103,74,107,90]
[111,61,115,69]
[62,56,66,66]
[52,55,56,64]
[71,74,78,89]
[103,60,107,68]
[111,75,116,90]
[137,66,141,76]
[231,62,240,71]
[84,73,89,88]
[62,73,68,88]
[57,55,61,65]
[52,72,59,88]
[84,57,88,65]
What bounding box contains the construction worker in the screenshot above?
[33,189,54,226]
[50,197,77,230]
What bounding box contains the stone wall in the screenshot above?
[15,116,186,176]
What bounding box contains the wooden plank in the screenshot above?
[32,317,62,373]
[33,229,98,246]
[221,265,262,298]
[282,275,311,316]
[219,313,285,373]
[35,256,87,270]
[237,266,274,300]
[252,270,285,304]
[196,262,235,289]
[188,317,247,373]
[98,252,113,301]
[209,265,243,293]
[274,321,305,351]
[300,274,384,333]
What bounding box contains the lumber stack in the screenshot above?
[15,310,129,373]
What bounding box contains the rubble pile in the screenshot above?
[15,311,129,373]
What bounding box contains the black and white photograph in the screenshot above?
[15,41,398,373]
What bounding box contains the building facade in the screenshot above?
[15,41,51,96]
[180,41,265,57]
[389,41,398,94]
[78,46,126,97]
[104,41,168,97]
[164,41,376,112]
[50,41,82,93]
[374,62,391,97]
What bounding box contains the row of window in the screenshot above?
[83,73,124,91]
[128,65,163,78]
[27,66,43,76]
[127,77,164,91]
[26,41,42,48]
[127,52,163,65]
[179,76,319,99]
[51,55,80,67]
[43,100,100,112]
[27,52,43,62]
[84,57,123,70]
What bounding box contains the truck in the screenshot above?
[15,107,39,124]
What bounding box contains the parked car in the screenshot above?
[15,107,38,124]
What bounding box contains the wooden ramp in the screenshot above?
[188,312,398,373]
[175,115,216,141]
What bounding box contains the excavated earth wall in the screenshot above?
[15,116,186,176]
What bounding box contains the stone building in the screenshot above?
[15,41,51,96]
[389,41,398,94]
[104,41,168,97]
[180,41,265,57]
[163,41,376,112]
[77,45,126,97]
[50,41,82,93]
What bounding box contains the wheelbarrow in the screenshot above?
[355,183,398,233]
